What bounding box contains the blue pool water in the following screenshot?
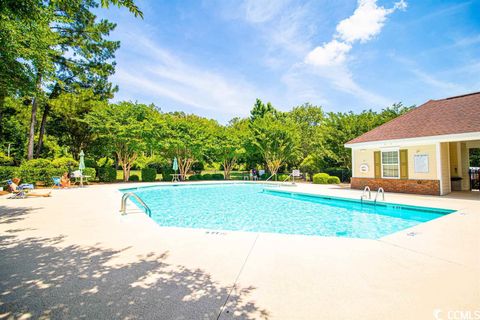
[121,183,454,239]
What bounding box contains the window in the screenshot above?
[382,150,399,178]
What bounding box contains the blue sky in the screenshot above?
[98,0,480,122]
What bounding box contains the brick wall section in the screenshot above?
[351,178,440,195]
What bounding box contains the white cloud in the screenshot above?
[298,0,406,107]
[336,0,406,43]
[304,40,352,67]
[306,0,406,68]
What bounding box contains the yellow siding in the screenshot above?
[353,149,375,178]
[406,145,437,180]
[449,142,459,177]
[352,145,438,180]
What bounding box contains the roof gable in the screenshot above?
[346,92,480,145]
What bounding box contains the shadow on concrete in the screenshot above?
[0,234,269,319]
[0,205,40,224]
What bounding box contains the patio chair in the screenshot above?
[52,176,61,188]
[5,179,50,198]
[6,179,33,199]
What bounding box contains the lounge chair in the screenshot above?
[52,176,61,188]
[6,179,51,198]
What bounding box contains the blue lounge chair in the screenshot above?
[6,179,33,199]
[52,177,61,188]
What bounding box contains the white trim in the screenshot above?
[436,142,443,195]
[381,149,400,179]
[351,149,355,177]
[345,131,480,149]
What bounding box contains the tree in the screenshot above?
[250,114,300,178]
[162,114,218,180]
[48,90,104,158]
[0,0,142,160]
[288,103,324,158]
[214,125,245,180]
[35,0,143,157]
[86,102,156,181]
[249,98,276,122]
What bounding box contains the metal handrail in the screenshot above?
[265,173,276,181]
[361,186,371,200]
[120,192,152,217]
[374,187,385,203]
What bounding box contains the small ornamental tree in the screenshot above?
[214,125,245,180]
[162,114,218,181]
[87,102,156,182]
[250,114,299,178]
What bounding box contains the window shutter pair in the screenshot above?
[373,150,408,179]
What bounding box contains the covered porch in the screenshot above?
[441,139,480,195]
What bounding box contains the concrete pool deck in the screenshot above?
[0,182,478,319]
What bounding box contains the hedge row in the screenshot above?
[188,173,224,181]
[312,173,341,184]
[0,164,97,186]
[141,168,157,182]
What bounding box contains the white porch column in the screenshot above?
[436,142,451,195]
[460,142,470,191]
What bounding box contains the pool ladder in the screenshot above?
[374,187,385,203]
[360,186,371,203]
[120,192,152,217]
[360,186,386,204]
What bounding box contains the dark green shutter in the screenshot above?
[400,149,408,179]
[374,151,381,178]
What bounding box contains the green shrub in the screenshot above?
[0,166,18,183]
[52,157,78,169]
[192,162,204,174]
[83,167,96,180]
[161,164,174,181]
[312,173,330,184]
[146,159,164,174]
[277,174,290,181]
[211,173,224,180]
[97,157,114,168]
[98,166,116,182]
[128,174,139,182]
[260,173,269,180]
[188,174,202,181]
[22,158,52,168]
[84,158,97,169]
[323,167,352,183]
[201,173,212,180]
[16,160,63,186]
[141,167,157,182]
[0,152,14,166]
[300,155,320,181]
[327,176,340,184]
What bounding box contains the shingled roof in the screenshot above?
[346,91,480,145]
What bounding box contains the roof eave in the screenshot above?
[344,131,480,149]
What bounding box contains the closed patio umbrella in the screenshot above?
[172,157,179,182]
[79,150,85,187]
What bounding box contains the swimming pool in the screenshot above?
[120,183,454,239]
